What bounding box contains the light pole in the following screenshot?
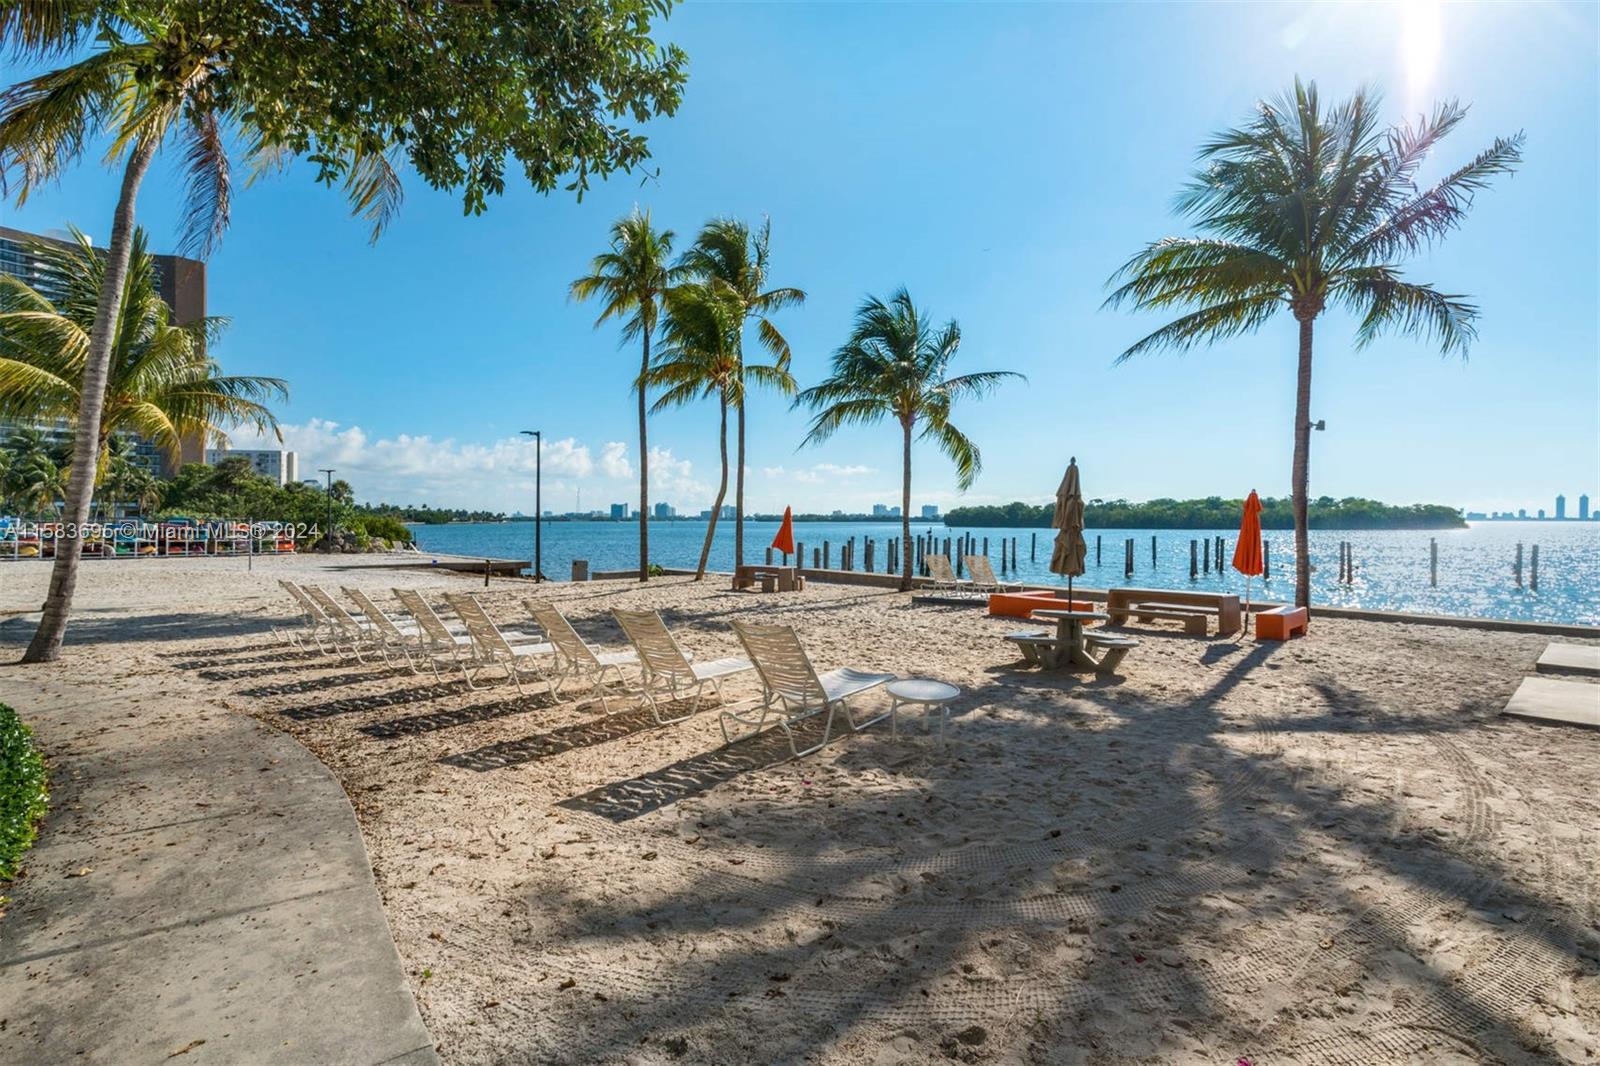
[520,430,544,581]
[320,468,336,553]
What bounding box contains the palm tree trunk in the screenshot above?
[1290,314,1315,610]
[734,394,745,570]
[899,418,913,593]
[24,136,158,664]
[638,331,650,582]
[695,392,730,581]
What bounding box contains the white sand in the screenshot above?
[3,554,1598,1063]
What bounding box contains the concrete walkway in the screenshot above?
[0,670,436,1065]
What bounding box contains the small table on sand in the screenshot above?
[888,679,961,742]
[1030,609,1111,670]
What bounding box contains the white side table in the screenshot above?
[887,679,961,742]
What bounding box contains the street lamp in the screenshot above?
[519,430,544,581]
[319,468,336,553]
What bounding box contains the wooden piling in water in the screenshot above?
[1124,538,1134,578]
[1030,532,1036,562]
[1515,542,1523,587]
[1429,538,1437,587]
[1530,544,1539,591]
[1263,541,1270,579]
[1203,537,1210,573]
[823,541,831,569]
[1190,539,1198,580]
[1096,535,1102,565]
[1151,535,1157,568]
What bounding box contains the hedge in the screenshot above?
[0,703,48,881]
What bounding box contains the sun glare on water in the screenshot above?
[1400,0,1443,103]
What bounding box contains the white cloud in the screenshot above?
[224,419,682,511]
[599,441,632,479]
[769,462,875,485]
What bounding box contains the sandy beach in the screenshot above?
[2,554,1597,1064]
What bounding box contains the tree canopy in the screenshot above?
[943,497,1466,530]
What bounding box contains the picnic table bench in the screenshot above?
[1105,587,1241,636]
[733,564,802,593]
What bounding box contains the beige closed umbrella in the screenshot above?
[1050,456,1087,605]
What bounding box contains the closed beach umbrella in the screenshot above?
[1231,489,1264,623]
[770,506,796,563]
[1050,457,1087,604]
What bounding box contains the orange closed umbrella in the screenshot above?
[1231,490,1264,627]
[770,506,796,562]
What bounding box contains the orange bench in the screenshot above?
[988,592,1095,619]
[1255,605,1308,640]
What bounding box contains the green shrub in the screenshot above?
[353,514,415,545]
[0,703,47,881]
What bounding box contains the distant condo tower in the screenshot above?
[1582,494,1592,521]
[1555,494,1566,520]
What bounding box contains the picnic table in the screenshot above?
[1003,608,1140,674]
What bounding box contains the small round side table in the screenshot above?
[887,679,962,743]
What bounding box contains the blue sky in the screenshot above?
[8,1,1596,516]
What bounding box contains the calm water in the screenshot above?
[412,519,1599,626]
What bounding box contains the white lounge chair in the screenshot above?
[613,609,753,724]
[442,592,555,693]
[302,584,385,662]
[277,580,333,652]
[727,620,896,757]
[341,587,426,669]
[524,600,640,713]
[965,555,1021,594]
[390,588,477,679]
[925,554,973,595]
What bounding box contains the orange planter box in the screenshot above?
[988,592,1096,619]
[1255,605,1308,640]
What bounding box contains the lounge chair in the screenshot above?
[341,587,426,669]
[441,592,555,693]
[391,588,478,679]
[726,620,896,757]
[964,554,1021,594]
[523,600,640,712]
[925,554,973,595]
[302,584,386,661]
[277,580,334,652]
[613,609,754,724]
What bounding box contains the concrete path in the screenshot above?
[1501,675,1600,729]
[1536,642,1600,677]
[0,671,437,1065]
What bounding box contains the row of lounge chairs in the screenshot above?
[925,554,1021,596]
[275,581,898,757]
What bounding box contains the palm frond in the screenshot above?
[1335,267,1478,356]
[922,420,982,491]
[178,108,233,258]
[1115,295,1283,362]
[0,47,128,201]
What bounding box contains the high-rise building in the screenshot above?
[653,501,674,519]
[609,503,627,519]
[1555,494,1567,520]
[204,447,298,486]
[1581,494,1591,521]
[920,504,940,519]
[2,226,208,476]
[871,503,890,517]
[1537,508,1546,519]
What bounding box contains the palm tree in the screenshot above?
[570,209,682,581]
[797,289,1021,592]
[645,283,744,580]
[0,228,286,483]
[1,426,63,517]
[1105,79,1522,608]
[677,218,804,570]
[0,10,401,662]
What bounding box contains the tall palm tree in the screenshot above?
[797,289,1021,592]
[0,9,400,661]
[1,426,63,517]
[645,283,744,580]
[1105,79,1522,607]
[570,209,682,581]
[677,218,804,570]
[0,228,285,483]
